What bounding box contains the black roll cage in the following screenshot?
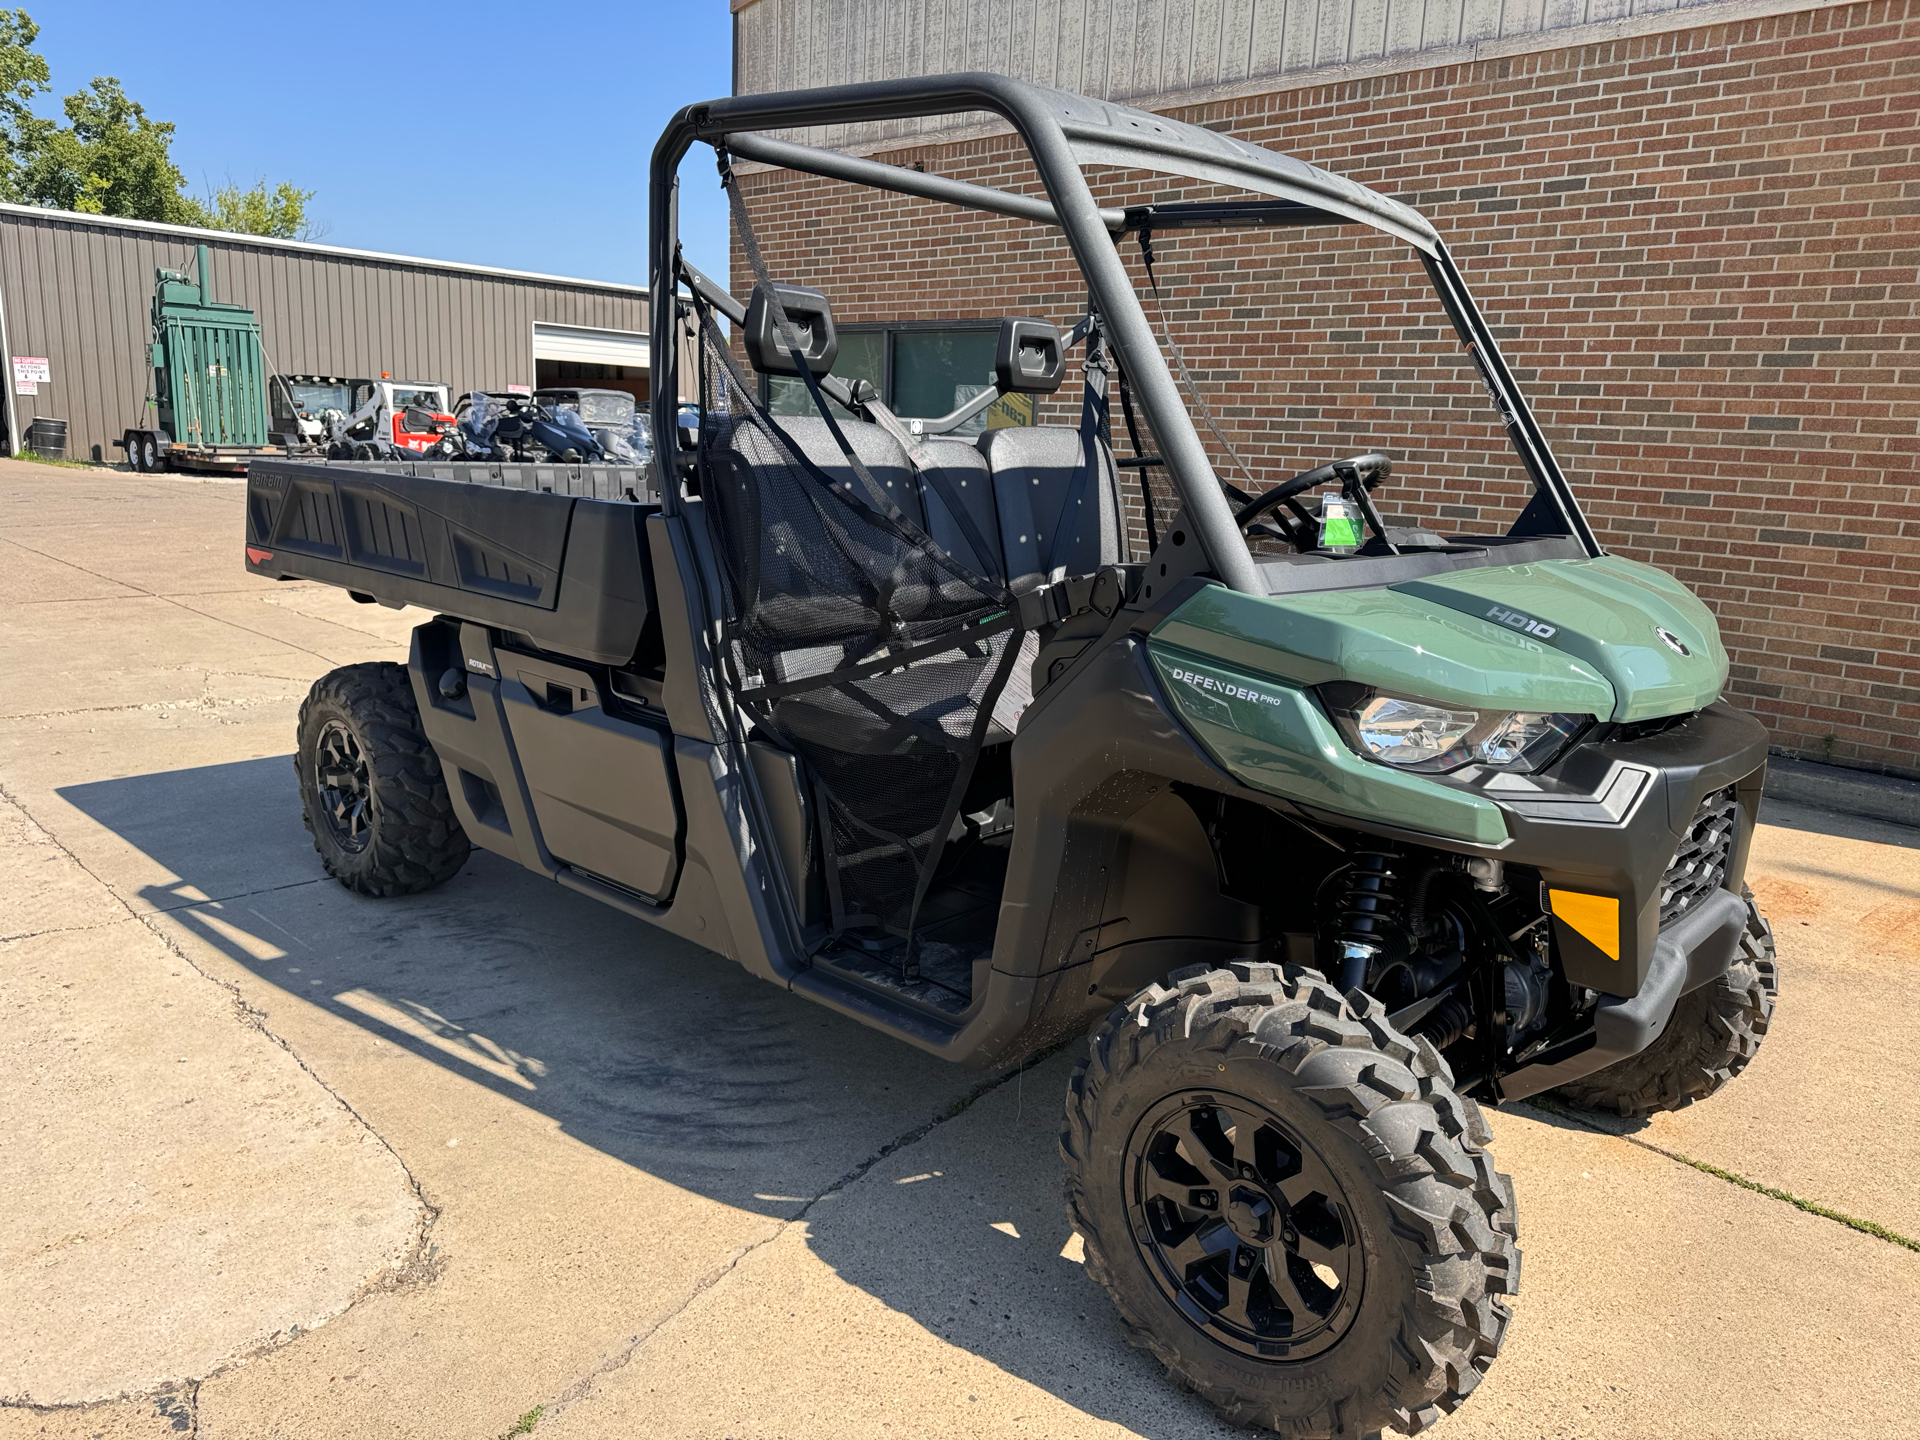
[648,71,1602,588]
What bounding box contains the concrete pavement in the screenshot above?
[2,460,1913,1438]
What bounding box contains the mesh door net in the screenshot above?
[693,315,1021,942]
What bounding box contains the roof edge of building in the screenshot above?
[0,201,650,297]
[734,0,1846,163]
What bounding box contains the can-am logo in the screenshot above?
[1484,605,1558,641]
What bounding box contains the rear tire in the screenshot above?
[296,663,469,897]
[1555,887,1777,1119]
[1063,962,1519,1437]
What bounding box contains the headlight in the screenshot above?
[1320,685,1589,774]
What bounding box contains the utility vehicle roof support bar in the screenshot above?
[1421,246,1603,558]
[650,73,1264,594]
[726,131,1128,233]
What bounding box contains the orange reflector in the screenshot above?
[1548,889,1620,959]
[245,546,274,565]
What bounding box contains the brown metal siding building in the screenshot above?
[0,202,680,465]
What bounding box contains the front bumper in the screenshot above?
[1450,700,1769,997]
[1447,701,1769,1102]
[1497,886,1752,1101]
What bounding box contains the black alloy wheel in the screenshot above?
[1127,1092,1363,1361]
[1064,962,1519,1436]
[313,718,372,852]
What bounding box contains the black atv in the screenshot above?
[245,74,1776,1437]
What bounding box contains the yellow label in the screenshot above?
[1548,889,1620,960]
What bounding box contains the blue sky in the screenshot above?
[27,1,735,284]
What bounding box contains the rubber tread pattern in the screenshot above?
[1556,888,1777,1119]
[1061,962,1520,1438]
[296,662,470,897]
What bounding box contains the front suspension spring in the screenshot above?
[1325,848,1408,992]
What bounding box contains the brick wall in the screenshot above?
[730,0,1920,778]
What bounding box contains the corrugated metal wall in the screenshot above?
[0,205,656,463]
[733,0,1797,148]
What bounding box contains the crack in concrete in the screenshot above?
[0,663,316,727]
[2,694,308,724]
[0,914,129,944]
[0,778,443,1415]
[1519,1096,1920,1252]
[1,536,341,667]
[533,1043,1069,1426]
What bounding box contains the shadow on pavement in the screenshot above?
[57,755,1220,1437]
[1760,795,1920,852]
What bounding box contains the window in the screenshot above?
[766,324,1036,437]
[274,382,350,421]
[577,392,635,426]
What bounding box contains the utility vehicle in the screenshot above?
[268,374,354,454]
[247,75,1777,1437]
[323,378,459,458]
[535,387,652,464]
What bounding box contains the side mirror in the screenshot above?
[744,284,838,376]
[994,318,1065,394]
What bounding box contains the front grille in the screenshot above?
[1613,710,1696,745]
[1660,787,1739,926]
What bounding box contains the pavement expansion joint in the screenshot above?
[533,1042,1072,1429]
[0,776,445,1403]
[1519,1096,1920,1253]
[3,532,342,666]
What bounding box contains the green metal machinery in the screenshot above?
[120,244,277,473]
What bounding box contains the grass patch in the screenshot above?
[1523,1097,1920,1254]
[11,449,98,470]
[501,1407,542,1437]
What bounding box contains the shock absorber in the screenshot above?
[1323,848,1408,993]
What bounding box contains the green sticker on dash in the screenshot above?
[1321,515,1360,547]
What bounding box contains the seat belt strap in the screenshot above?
[1044,313,1109,578]
[1116,369,1160,555]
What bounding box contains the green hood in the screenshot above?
[1151,555,1727,722]
[1395,555,1728,721]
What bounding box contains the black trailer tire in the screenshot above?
[1062,962,1519,1438]
[295,662,470,897]
[126,430,160,473]
[1555,888,1777,1119]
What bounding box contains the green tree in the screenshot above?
[0,10,318,235]
[201,179,320,240]
[18,76,206,222]
[0,8,51,202]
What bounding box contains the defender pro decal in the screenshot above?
[1163,665,1287,709]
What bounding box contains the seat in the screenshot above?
[908,437,1005,584]
[769,415,926,529]
[976,426,1125,590]
[705,413,930,672]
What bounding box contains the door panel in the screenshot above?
[499,653,681,901]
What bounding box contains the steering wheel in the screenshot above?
[1234,452,1392,552]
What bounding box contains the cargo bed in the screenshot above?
[243,459,659,665]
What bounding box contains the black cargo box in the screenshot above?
[244,460,656,665]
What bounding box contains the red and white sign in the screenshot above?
[506,384,531,395]
[13,356,48,394]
